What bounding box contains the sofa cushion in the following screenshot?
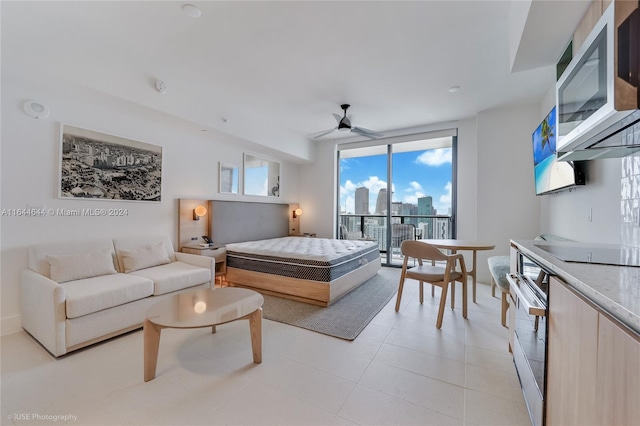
[28,239,116,279]
[487,256,511,292]
[128,261,211,296]
[113,235,176,272]
[47,248,117,283]
[61,273,154,319]
[119,242,171,273]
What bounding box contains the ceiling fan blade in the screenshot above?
[352,127,384,139]
[310,128,337,139]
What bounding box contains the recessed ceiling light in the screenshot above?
[182,4,202,18]
[448,86,461,93]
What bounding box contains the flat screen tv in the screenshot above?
[532,106,585,195]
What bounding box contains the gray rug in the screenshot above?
[261,270,398,340]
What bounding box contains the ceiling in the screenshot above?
[1,1,591,162]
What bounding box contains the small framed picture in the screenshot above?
[219,162,239,194]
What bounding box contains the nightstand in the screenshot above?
[181,245,227,286]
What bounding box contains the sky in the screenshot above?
[340,148,453,215]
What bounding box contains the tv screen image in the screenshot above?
[532,106,580,195]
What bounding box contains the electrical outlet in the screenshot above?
[191,237,198,241]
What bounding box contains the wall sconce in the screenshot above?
[193,205,207,221]
[293,208,303,219]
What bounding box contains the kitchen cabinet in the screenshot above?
[572,0,614,55]
[596,313,640,424]
[547,277,598,425]
[547,277,640,425]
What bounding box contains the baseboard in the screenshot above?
[1,314,22,336]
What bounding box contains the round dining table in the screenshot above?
[417,239,495,304]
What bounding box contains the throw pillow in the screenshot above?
[120,242,171,273]
[48,248,117,283]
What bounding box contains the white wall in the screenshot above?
[297,141,337,239]
[539,160,622,243]
[0,77,300,335]
[456,117,479,241]
[475,104,542,282]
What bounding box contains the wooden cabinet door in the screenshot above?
[546,277,599,426]
[596,314,640,424]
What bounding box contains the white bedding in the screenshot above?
[225,237,377,263]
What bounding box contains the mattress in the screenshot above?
[226,237,379,282]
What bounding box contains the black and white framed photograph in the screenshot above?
[59,124,162,201]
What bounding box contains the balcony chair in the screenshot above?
[395,240,468,329]
[391,223,416,257]
[339,224,363,240]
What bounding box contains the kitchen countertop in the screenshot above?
[511,239,640,335]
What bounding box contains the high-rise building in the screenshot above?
[391,201,402,216]
[418,196,434,216]
[375,188,387,214]
[434,217,450,239]
[355,187,369,214]
[366,224,387,251]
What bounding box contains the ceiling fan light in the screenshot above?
[337,126,351,132]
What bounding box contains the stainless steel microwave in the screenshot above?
[556,0,639,159]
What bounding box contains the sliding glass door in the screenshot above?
[338,134,456,266]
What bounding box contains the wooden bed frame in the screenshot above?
[226,257,381,307]
[207,200,381,306]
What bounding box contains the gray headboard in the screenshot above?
[210,200,289,245]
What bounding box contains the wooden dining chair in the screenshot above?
[394,240,468,328]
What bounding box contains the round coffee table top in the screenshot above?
[146,287,264,329]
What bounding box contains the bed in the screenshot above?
[208,200,381,306]
[225,237,381,306]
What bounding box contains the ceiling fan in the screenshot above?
[311,104,384,139]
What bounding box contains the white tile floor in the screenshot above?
[1,267,532,425]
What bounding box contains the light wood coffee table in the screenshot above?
[143,287,264,382]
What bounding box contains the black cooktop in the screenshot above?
[534,243,640,267]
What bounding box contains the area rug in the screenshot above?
[261,270,398,340]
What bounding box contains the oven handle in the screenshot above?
[507,273,546,317]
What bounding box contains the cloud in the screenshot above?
[408,181,423,191]
[343,195,354,214]
[342,179,357,193]
[360,176,387,193]
[416,148,452,167]
[434,181,452,213]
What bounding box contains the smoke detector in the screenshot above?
[23,100,50,119]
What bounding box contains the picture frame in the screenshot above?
[58,123,162,202]
[219,162,239,194]
[243,153,280,197]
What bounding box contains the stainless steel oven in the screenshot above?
[508,247,550,426]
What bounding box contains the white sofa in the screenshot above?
[21,235,215,357]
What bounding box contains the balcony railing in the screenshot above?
[339,214,454,266]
